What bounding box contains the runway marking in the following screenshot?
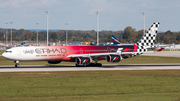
[0,64,180,72]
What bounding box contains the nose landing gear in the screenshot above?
[14,61,20,67]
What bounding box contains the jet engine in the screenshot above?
[47,61,61,64]
[76,57,91,66]
[106,54,122,63]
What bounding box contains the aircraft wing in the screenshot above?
[67,52,119,58]
[67,51,155,58]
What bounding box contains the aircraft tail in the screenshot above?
[157,47,164,52]
[136,22,160,53]
[112,35,121,45]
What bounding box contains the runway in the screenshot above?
[0,64,180,72]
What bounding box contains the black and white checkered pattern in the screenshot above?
[136,22,160,53]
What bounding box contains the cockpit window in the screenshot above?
[5,51,12,53]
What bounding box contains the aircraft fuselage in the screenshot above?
[2,45,136,61]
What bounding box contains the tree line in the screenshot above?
[0,26,180,44]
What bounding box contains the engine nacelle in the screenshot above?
[47,61,61,64]
[76,57,91,66]
[106,54,122,63]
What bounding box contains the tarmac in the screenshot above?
[0,64,180,72]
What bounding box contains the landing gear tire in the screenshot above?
[75,63,102,67]
[75,64,88,67]
[15,64,19,67]
[14,61,20,67]
[97,63,102,67]
[89,63,102,67]
[76,64,83,67]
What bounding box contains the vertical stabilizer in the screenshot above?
[137,22,160,47]
[136,22,160,53]
[112,35,121,45]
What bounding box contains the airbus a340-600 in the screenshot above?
[2,22,162,67]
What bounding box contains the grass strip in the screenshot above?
[0,70,180,101]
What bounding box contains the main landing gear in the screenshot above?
[14,61,20,67]
[90,58,102,67]
[89,63,102,67]
[75,63,102,67]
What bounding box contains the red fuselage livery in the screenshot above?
[24,44,136,61]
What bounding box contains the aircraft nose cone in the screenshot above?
[2,53,5,57]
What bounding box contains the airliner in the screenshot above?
[2,22,161,67]
[112,35,121,45]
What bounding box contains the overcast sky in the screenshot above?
[0,0,180,31]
